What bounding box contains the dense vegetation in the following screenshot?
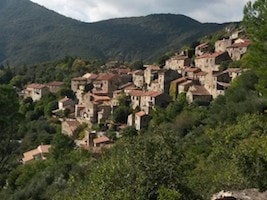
[0,0,229,66]
[0,0,266,199]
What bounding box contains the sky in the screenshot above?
[29,0,253,23]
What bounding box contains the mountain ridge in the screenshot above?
[0,0,231,66]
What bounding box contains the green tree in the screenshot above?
[243,0,267,98]
[158,187,182,200]
[50,134,75,160]
[0,85,21,173]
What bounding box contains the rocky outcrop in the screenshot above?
[211,189,267,200]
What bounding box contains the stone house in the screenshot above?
[93,135,110,147]
[46,81,64,93]
[204,71,231,99]
[132,70,145,88]
[230,29,245,40]
[62,119,81,139]
[187,85,212,104]
[97,103,112,124]
[109,68,132,85]
[195,52,232,73]
[148,69,181,93]
[92,73,120,97]
[178,80,193,94]
[224,68,244,80]
[127,111,150,130]
[183,67,201,80]
[82,73,98,80]
[129,90,170,114]
[58,96,75,113]
[215,38,232,52]
[195,71,208,85]
[144,65,160,85]
[71,77,87,93]
[195,43,209,56]
[22,144,51,164]
[164,55,191,72]
[169,77,188,100]
[157,69,181,93]
[24,83,49,101]
[226,39,250,61]
[76,93,112,124]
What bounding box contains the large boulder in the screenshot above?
[211,189,267,200]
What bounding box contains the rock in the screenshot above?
[211,189,267,200]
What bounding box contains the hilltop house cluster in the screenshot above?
[22,31,250,160]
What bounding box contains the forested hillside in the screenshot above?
[0,0,229,66]
[0,0,266,199]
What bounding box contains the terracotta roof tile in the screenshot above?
[22,144,51,163]
[196,71,208,76]
[72,77,87,81]
[129,90,162,97]
[169,55,189,60]
[65,120,80,132]
[184,67,201,73]
[93,136,110,144]
[190,85,211,96]
[83,73,98,80]
[47,81,64,87]
[227,41,250,48]
[96,73,117,80]
[144,65,161,71]
[196,52,225,59]
[27,83,47,89]
[217,81,231,88]
[133,70,144,75]
[171,77,187,84]
[224,68,243,73]
[92,95,111,102]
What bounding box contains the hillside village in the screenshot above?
[21,30,250,163]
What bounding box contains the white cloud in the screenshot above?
[30,0,252,23]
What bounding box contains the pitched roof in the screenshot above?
[196,52,225,59]
[227,41,250,48]
[65,120,80,132]
[171,77,187,84]
[190,85,211,96]
[184,67,201,73]
[22,144,51,163]
[110,68,131,74]
[96,73,116,80]
[129,90,162,97]
[179,80,193,86]
[224,68,243,73]
[27,83,47,89]
[47,81,64,87]
[119,82,135,90]
[196,43,208,48]
[217,81,231,88]
[92,95,111,102]
[144,65,161,71]
[196,71,208,76]
[72,77,87,81]
[93,136,110,144]
[133,70,144,75]
[82,73,98,80]
[212,71,228,77]
[168,55,189,60]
